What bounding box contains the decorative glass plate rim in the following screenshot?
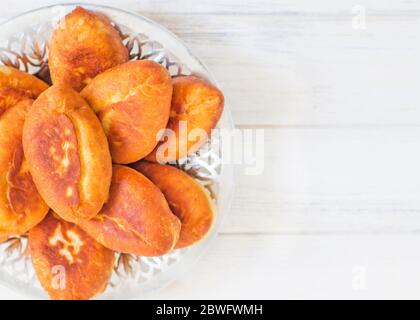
[0,3,235,299]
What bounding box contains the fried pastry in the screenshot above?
[29,213,115,300]
[22,85,112,223]
[0,66,48,116]
[0,100,49,241]
[133,161,215,249]
[145,76,224,163]
[77,165,181,256]
[48,6,129,91]
[81,60,173,164]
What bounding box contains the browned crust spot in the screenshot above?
[31,113,81,208]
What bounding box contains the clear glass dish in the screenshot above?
[0,3,234,299]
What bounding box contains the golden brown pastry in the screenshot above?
[77,165,181,256]
[0,100,49,241]
[22,85,112,223]
[133,161,214,249]
[48,6,129,92]
[0,66,48,116]
[29,213,115,300]
[81,60,173,164]
[145,76,224,163]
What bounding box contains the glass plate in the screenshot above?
[0,3,234,299]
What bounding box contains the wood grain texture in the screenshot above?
[148,15,420,126]
[4,0,420,16]
[223,127,420,234]
[144,234,420,299]
[3,234,420,300]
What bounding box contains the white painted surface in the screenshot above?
[1,0,420,299]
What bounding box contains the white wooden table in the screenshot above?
[3,0,420,299]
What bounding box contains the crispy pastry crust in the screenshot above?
[0,100,49,240]
[77,165,181,256]
[49,6,128,92]
[133,161,215,249]
[145,76,224,163]
[81,60,173,164]
[29,213,115,300]
[0,66,48,116]
[22,85,112,223]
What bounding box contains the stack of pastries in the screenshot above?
[0,6,224,300]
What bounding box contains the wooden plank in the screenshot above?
[221,127,420,234]
[3,234,420,299]
[143,234,420,299]
[4,0,420,16]
[148,14,420,126]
